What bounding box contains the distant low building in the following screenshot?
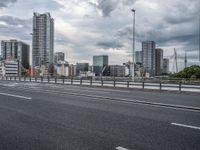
[163,58,169,74]
[0,61,5,77]
[93,55,108,76]
[3,60,19,77]
[54,52,65,64]
[69,64,76,77]
[56,61,69,77]
[76,63,89,76]
[109,65,128,77]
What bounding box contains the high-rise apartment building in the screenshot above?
[163,58,169,74]
[54,52,65,64]
[142,41,156,76]
[32,12,54,69]
[1,39,30,69]
[135,51,142,64]
[155,48,163,76]
[93,55,108,76]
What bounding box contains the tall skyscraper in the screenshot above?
[93,55,108,76]
[142,41,156,76]
[155,48,163,76]
[135,51,142,64]
[32,12,54,69]
[1,39,30,69]
[163,58,169,74]
[54,52,65,64]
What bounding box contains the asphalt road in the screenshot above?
[0,80,200,150]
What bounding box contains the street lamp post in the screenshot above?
[199,15,200,62]
[131,9,136,80]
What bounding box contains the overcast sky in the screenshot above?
[0,0,199,71]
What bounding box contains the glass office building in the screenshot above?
[93,55,108,76]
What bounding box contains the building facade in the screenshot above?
[76,63,89,76]
[56,61,69,77]
[3,60,19,77]
[93,55,108,76]
[109,65,128,77]
[32,12,54,70]
[54,52,65,64]
[136,51,142,64]
[163,58,169,74]
[69,64,76,77]
[1,40,30,69]
[142,41,156,77]
[155,48,163,76]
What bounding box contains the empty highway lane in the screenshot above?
[0,81,200,150]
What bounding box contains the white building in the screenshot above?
[4,60,19,77]
[0,61,5,77]
[56,61,69,77]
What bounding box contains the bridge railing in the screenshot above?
[1,76,200,93]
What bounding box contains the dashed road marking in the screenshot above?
[171,122,200,130]
[116,146,129,150]
[0,92,32,100]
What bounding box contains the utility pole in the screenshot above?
[199,15,200,62]
[131,9,136,80]
[174,48,178,73]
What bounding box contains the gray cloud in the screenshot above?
[0,0,17,8]
[0,15,31,40]
[0,0,199,67]
[97,40,124,49]
[89,0,137,17]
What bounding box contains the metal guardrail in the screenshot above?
[0,76,200,92]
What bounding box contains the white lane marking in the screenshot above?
[171,123,200,130]
[0,92,32,100]
[48,84,130,93]
[116,146,129,150]
[48,85,110,94]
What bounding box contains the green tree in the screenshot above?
[170,65,200,79]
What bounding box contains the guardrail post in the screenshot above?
[63,78,65,84]
[90,79,92,86]
[41,77,43,83]
[142,82,145,89]
[55,77,57,84]
[80,79,82,85]
[35,77,37,82]
[160,82,162,91]
[113,80,116,87]
[127,81,129,88]
[29,76,31,82]
[71,78,73,85]
[179,81,182,92]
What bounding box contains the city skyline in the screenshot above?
[0,0,199,71]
